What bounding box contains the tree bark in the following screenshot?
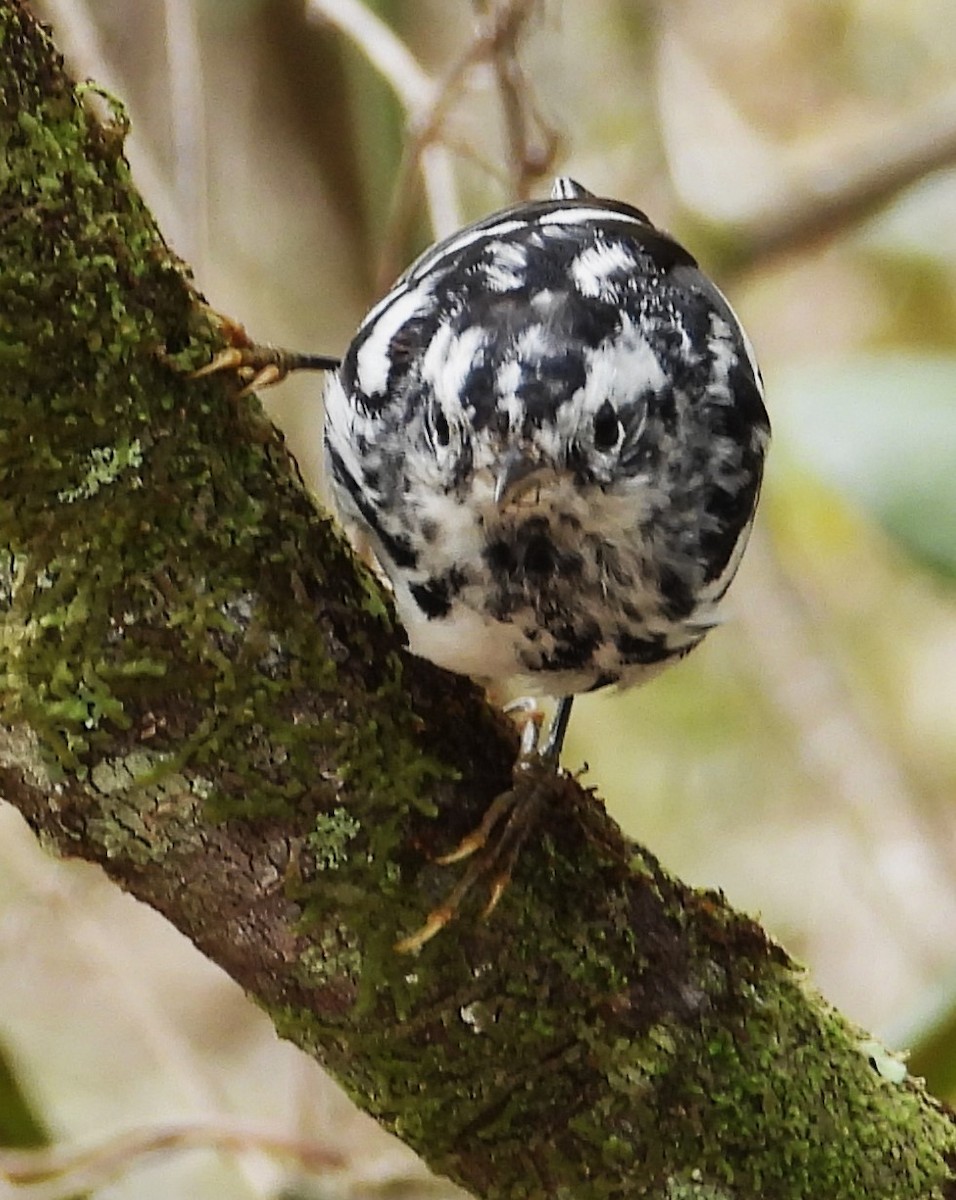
[1,4,954,1197]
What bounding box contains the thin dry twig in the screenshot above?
[0,1119,343,1200]
[308,0,433,109]
[308,0,558,288]
[472,0,558,200]
[377,0,556,285]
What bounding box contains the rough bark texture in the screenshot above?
[1,4,955,1197]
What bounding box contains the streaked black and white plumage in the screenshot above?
[324,178,769,728]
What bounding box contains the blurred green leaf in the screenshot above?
[866,249,956,348]
[0,1041,88,1198]
[773,354,956,579]
[0,1039,48,1148]
[895,976,956,1102]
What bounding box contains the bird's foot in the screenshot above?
[189,314,339,395]
[393,697,574,954]
[393,759,554,954]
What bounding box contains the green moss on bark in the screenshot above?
[0,0,459,916]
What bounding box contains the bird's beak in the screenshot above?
[494,449,553,508]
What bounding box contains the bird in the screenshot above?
[323,177,770,950]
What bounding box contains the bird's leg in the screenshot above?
[433,695,570,863]
[394,696,574,954]
[189,313,339,395]
[504,695,548,756]
[540,695,574,762]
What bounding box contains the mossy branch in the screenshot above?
[1,4,954,1197]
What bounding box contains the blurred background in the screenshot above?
[2,0,956,1195]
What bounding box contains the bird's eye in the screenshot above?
[592,400,620,451]
[429,404,451,448]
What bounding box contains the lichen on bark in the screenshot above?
[1,4,955,1198]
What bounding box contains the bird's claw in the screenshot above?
[188,314,340,396]
[433,783,521,866]
[189,346,274,397]
[393,908,456,955]
[394,770,552,953]
[189,346,247,378]
[393,696,574,953]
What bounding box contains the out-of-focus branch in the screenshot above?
[0,1119,342,1200]
[728,83,956,276]
[375,0,552,284]
[308,0,433,109]
[161,0,208,271]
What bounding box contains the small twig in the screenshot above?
[375,0,554,284]
[0,1119,343,1200]
[307,0,433,109]
[373,34,490,285]
[361,5,525,282]
[308,0,557,287]
[306,0,462,240]
[473,0,557,200]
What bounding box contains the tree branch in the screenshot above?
[2,4,954,1197]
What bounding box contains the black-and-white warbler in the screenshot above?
[324,177,769,948]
